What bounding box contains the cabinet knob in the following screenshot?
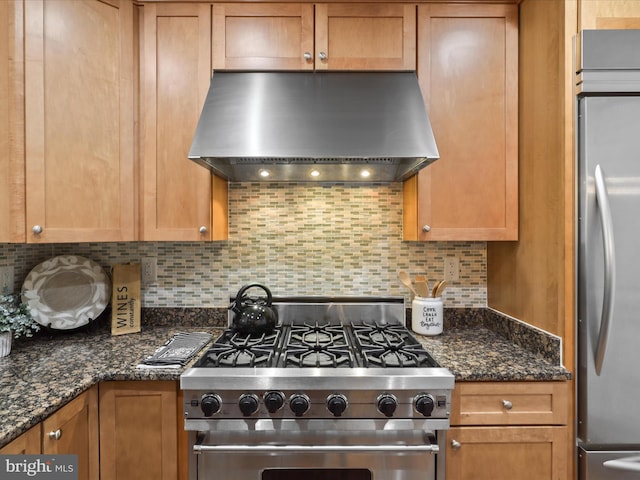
[318,51,327,61]
[32,225,43,234]
[199,226,208,234]
[422,225,431,233]
[502,399,513,410]
[451,439,461,450]
[48,429,62,440]
[303,52,312,61]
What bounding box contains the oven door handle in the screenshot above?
[193,444,439,454]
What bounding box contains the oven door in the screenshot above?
[188,419,442,480]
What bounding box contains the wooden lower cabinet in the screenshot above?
[42,387,99,480]
[447,381,570,480]
[446,426,568,480]
[0,424,41,454]
[99,381,178,480]
[0,387,99,480]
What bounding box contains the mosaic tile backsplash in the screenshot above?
[1,183,487,308]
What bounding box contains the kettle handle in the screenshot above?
[235,283,273,309]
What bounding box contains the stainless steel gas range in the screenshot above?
[181,297,455,480]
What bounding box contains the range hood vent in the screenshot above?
[189,71,439,182]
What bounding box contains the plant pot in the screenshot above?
[0,331,12,357]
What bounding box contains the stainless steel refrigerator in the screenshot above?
[578,29,640,479]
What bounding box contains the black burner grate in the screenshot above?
[282,322,355,367]
[193,320,439,368]
[194,329,281,367]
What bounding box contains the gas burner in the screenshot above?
[280,345,356,367]
[194,329,282,367]
[283,323,354,367]
[352,321,439,368]
[361,344,438,368]
[288,322,349,347]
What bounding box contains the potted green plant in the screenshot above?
[0,293,40,357]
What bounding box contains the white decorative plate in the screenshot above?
[21,255,111,330]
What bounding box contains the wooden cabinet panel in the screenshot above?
[99,381,178,480]
[579,0,640,30]
[404,4,518,241]
[141,3,227,241]
[452,381,570,426]
[448,382,571,480]
[315,3,416,70]
[0,0,25,243]
[0,424,41,454]
[23,0,135,243]
[42,387,99,480]
[213,3,314,70]
[212,3,415,71]
[446,426,569,480]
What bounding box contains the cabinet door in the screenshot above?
[212,3,314,70]
[42,387,99,480]
[315,3,416,70]
[99,381,178,480]
[446,426,568,480]
[142,4,227,241]
[0,424,41,454]
[23,0,135,243]
[0,0,25,243]
[404,4,518,241]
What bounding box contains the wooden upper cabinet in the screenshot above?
[404,4,518,241]
[213,3,314,70]
[141,3,228,241]
[23,0,135,243]
[212,3,416,71]
[315,4,416,70]
[0,0,25,243]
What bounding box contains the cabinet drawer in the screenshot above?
[451,382,570,426]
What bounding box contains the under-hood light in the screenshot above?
[259,169,270,178]
[360,169,371,179]
[310,169,321,178]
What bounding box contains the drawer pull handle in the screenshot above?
[48,429,62,440]
[502,400,513,410]
[451,439,461,450]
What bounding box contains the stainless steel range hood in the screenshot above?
[188,71,439,182]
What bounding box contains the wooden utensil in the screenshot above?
[434,280,448,298]
[398,271,418,297]
[431,280,443,298]
[414,275,429,298]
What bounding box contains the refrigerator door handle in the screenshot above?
[594,164,616,375]
[603,456,640,472]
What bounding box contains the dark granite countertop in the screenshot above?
[0,308,571,448]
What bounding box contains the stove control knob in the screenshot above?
[415,394,435,417]
[238,394,260,417]
[377,393,397,418]
[264,391,285,414]
[201,394,222,417]
[289,394,311,417]
[327,394,348,417]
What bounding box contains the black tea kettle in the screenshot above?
[229,283,278,334]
